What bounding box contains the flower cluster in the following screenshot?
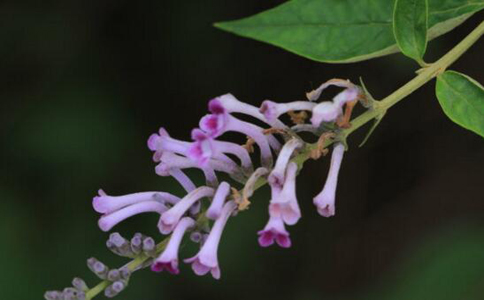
[46,78,363,299]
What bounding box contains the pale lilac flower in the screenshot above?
[313,143,345,217]
[260,100,316,124]
[242,167,269,202]
[98,201,168,232]
[151,217,195,274]
[268,138,303,189]
[147,127,191,161]
[206,182,230,220]
[155,151,243,187]
[310,101,342,126]
[93,190,180,214]
[158,187,214,234]
[188,129,253,172]
[333,87,360,107]
[184,201,237,279]
[211,94,286,128]
[306,78,357,102]
[309,79,360,127]
[257,214,291,248]
[199,100,277,167]
[269,162,301,225]
[168,168,196,193]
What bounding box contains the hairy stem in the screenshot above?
[83,20,483,300]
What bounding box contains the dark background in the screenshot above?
[0,1,483,299]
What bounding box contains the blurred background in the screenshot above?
[0,1,483,299]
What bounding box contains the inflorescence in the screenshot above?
[46,78,367,299]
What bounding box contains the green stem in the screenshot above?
[83,20,483,300]
[345,20,484,137]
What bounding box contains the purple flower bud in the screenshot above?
[62,288,77,300]
[106,232,134,257]
[257,214,291,248]
[206,182,230,220]
[44,291,62,300]
[93,190,179,214]
[260,100,316,124]
[130,233,143,254]
[98,200,168,232]
[151,217,195,274]
[107,269,121,281]
[87,257,109,279]
[119,266,131,279]
[142,237,156,257]
[190,231,203,243]
[104,280,126,298]
[268,139,303,189]
[72,277,88,292]
[184,201,237,279]
[269,162,301,225]
[158,187,214,234]
[313,143,345,217]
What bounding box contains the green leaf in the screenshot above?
[436,71,484,138]
[393,0,428,63]
[215,0,484,63]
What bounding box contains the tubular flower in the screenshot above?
[188,128,253,172]
[98,201,168,232]
[268,138,303,189]
[260,100,316,124]
[200,99,279,168]
[257,214,291,248]
[184,201,237,279]
[269,162,301,226]
[70,82,361,299]
[151,217,195,274]
[158,187,214,234]
[308,79,361,127]
[313,143,345,217]
[93,190,180,214]
[206,181,230,220]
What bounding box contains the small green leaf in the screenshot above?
[436,71,484,138]
[393,0,428,63]
[215,0,484,63]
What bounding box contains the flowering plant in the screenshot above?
[45,1,484,299]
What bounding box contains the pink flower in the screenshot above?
[206,182,230,220]
[268,138,303,189]
[188,129,253,172]
[257,214,291,248]
[260,100,315,124]
[93,189,180,214]
[98,200,168,232]
[184,201,237,279]
[151,217,195,274]
[310,102,342,126]
[313,143,345,217]
[158,187,214,234]
[269,162,301,225]
[308,79,360,127]
[199,98,280,168]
